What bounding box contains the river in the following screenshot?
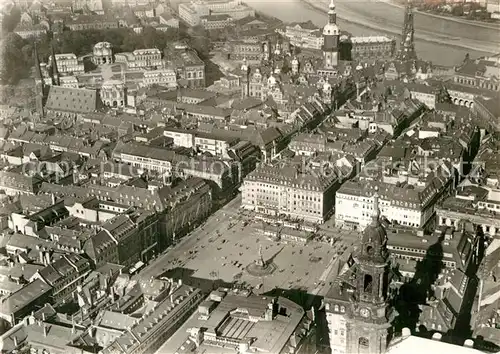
[243,0,499,66]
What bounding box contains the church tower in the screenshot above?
[397,1,417,60]
[51,45,60,86]
[345,189,392,354]
[322,0,340,70]
[240,58,250,99]
[33,43,45,117]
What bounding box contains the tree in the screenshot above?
[451,5,464,16]
[1,5,21,33]
[0,33,28,85]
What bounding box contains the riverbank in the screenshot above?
[300,0,498,54]
[376,0,500,30]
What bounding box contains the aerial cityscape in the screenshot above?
[0,0,498,353]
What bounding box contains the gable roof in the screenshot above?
[45,86,100,114]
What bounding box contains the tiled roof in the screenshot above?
[0,279,52,317]
[45,86,99,114]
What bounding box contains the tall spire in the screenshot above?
[33,42,43,81]
[398,0,417,60]
[51,44,60,86]
[371,186,380,225]
[328,0,336,24]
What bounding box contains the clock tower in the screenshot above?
[322,0,339,70]
[345,189,392,354]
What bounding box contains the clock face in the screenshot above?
[360,307,370,318]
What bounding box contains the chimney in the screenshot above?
[13,336,18,347]
[43,324,48,337]
[51,193,56,205]
[39,251,44,265]
[42,312,46,321]
[170,294,174,303]
[178,279,182,286]
[45,251,51,266]
[87,326,94,338]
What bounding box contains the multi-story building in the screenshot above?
[83,208,159,267]
[142,68,177,88]
[100,284,204,354]
[229,40,264,61]
[405,82,438,109]
[30,254,90,304]
[335,174,453,231]
[177,156,236,194]
[114,49,162,70]
[45,86,101,118]
[159,290,307,354]
[160,177,212,246]
[241,162,339,223]
[66,15,118,31]
[350,36,396,62]
[177,88,216,104]
[280,21,324,50]
[165,46,206,88]
[13,23,47,38]
[0,171,44,195]
[194,131,239,158]
[92,41,113,65]
[454,58,500,93]
[112,141,176,176]
[436,187,500,237]
[473,95,500,132]
[200,14,234,29]
[0,279,52,327]
[387,227,477,275]
[179,0,254,26]
[162,128,195,148]
[73,0,104,14]
[158,13,180,29]
[289,133,327,157]
[100,80,127,108]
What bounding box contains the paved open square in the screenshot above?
[141,194,360,298]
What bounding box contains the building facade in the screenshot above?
[92,42,113,65]
[281,21,324,50]
[131,48,163,70]
[100,80,127,108]
[350,36,396,62]
[454,58,500,93]
[179,0,254,26]
[241,163,338,223]
[142,69,177,88]
[335,177,452,231]
[200,14,234,29]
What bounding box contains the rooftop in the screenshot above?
[159,293,304,354]
[0,279,52,317]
